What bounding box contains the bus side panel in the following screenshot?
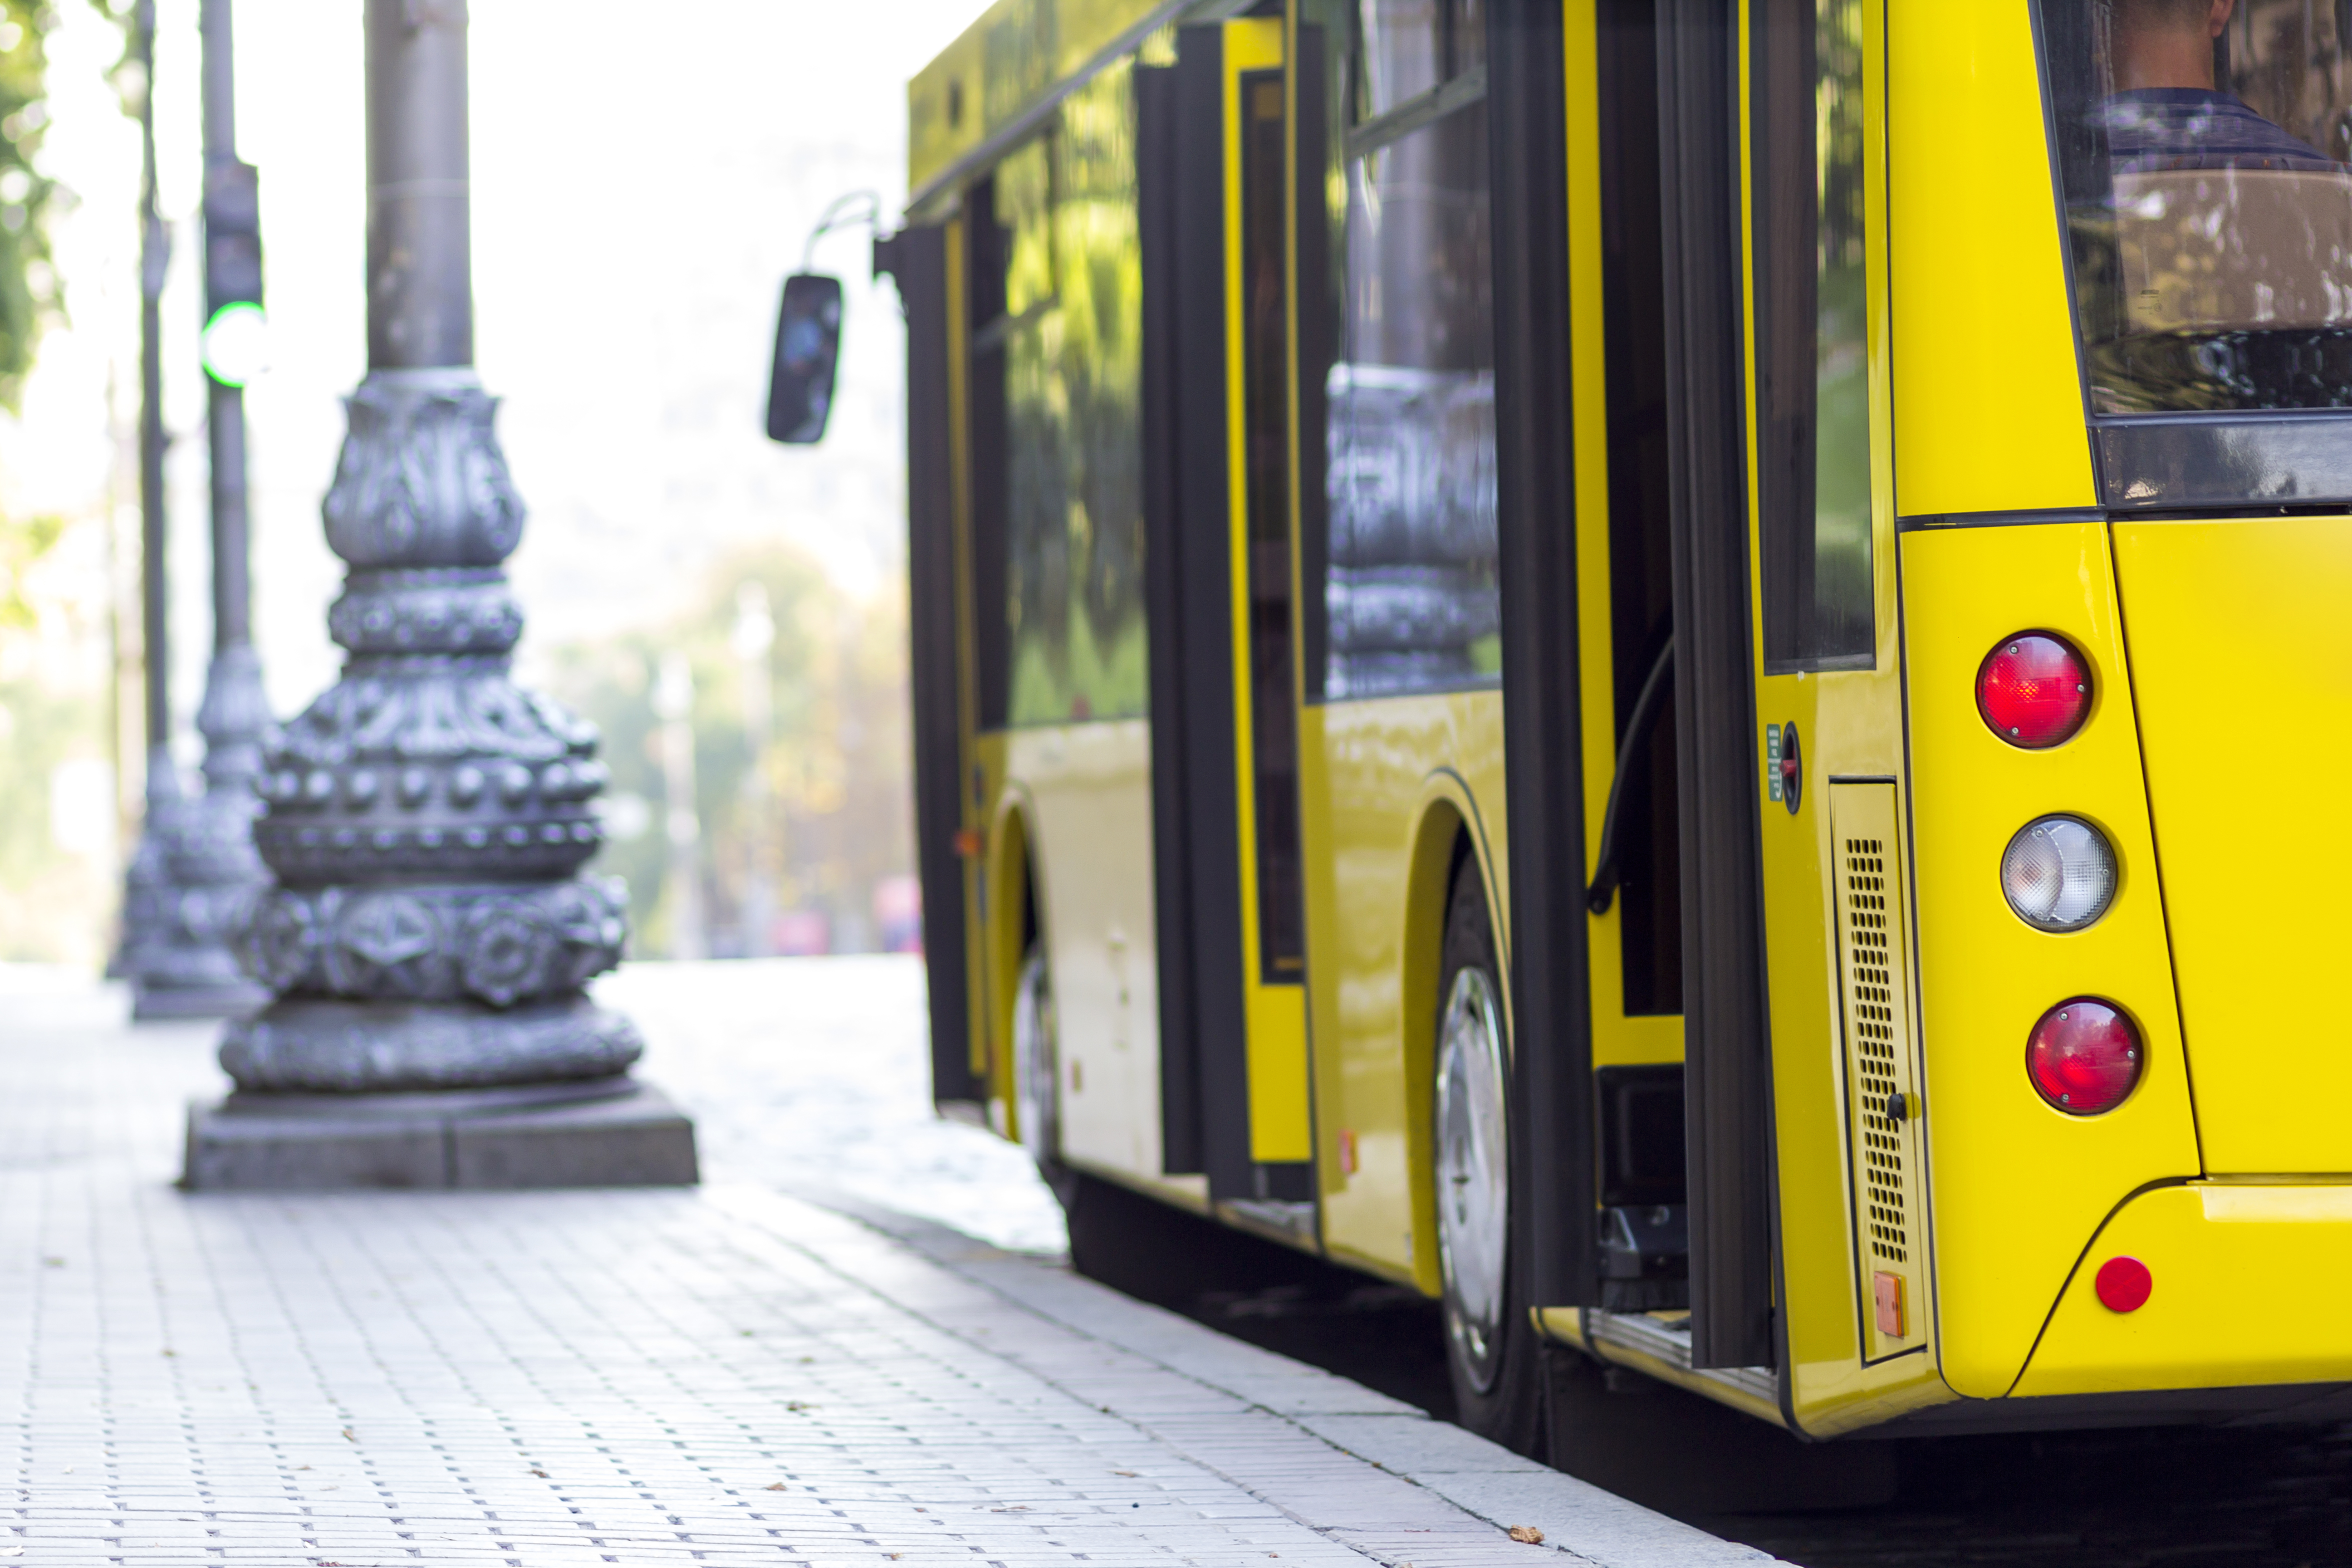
[1885,0,2094,518]
[1007,722,1168,1184]
[1311,692,1506,1292]
[898,221,982,1110]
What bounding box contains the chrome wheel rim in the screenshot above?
[1435,965,1509,1392]
[1011,950,1056,1162]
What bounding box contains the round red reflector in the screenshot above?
[2026,998,2142,1114]
[1977,633,2091,748]
[2094,1255,2152,1314]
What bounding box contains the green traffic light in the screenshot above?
[200,300,268,387]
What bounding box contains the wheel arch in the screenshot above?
[985,787,1043,1140]
[1400,774,1503,1300]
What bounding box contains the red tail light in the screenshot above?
[2026,998,2142,1114]
[1978,634,2090,748]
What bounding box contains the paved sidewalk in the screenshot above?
[0,968,1770,1567]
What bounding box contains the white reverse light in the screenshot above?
[2000,814,2117,932]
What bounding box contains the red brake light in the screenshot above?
[2026,998,2142,1115]
[1978,633,2090,748]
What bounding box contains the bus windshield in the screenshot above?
[2044,0,2352,414]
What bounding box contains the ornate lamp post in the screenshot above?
[184,0,694,1188]
[119,0,271,1022]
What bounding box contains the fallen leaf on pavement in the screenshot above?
[1508,1525,1545,1544]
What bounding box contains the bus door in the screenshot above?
[1140,19,1316,1236]
[1572,0,1691,1327]
[1718,0,1922,1382]
[1572,0,1915,1379]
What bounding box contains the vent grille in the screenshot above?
[1842,836,1906,1265]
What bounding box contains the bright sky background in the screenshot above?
[3,0,988,750]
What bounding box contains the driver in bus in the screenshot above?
[2100,0,2332,168]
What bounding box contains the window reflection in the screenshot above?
[1326,0,1497,700]
[1358,0,1484,115]
[2048,0,2352,412]
[998,64,1148,725]
[1753,0,1872,670]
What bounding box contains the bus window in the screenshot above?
[1754,0,1872,673]
[1598,0,1681,1014]
[986,66,1150,726]
[2044,0,2352,413]
[1241,72,1306,980]
[966,175,1012,730]
[1323,0,1500,700]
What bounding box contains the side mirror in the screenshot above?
[765,273,843,444]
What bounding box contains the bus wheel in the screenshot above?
[1434,866,1542,1452]
[1010,942,1060,1172]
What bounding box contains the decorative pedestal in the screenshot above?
[184,1076,698,1190]
[189,369,696,1190]
[120,725,272,1024]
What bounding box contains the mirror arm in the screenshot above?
[802,190,884,273]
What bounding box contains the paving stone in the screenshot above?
[0,966,1773,1566]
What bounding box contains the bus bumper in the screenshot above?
[2014,1182,2352,1398]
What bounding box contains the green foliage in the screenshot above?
[538,544,914,958]
[0,1,68,413]
[0,506,61,626]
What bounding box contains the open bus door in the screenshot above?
[1590,0,1912,1387]
[1502,0,1782,1376]
[1138,20,1318,1238]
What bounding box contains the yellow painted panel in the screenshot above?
[1218,18,1309,1166]
[1306,692,1508,1292]
[1886,2,2094,516]
[2018,1183,2352,1396]
[2112,516,2352,1174]
[1750,0,1945,1436]
[1900,522,2198,1398]
[1000,720,1166,1184]
[1562,0,1684,1074]
[910,0,1171,198]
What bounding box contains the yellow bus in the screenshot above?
[850,0,2352,1449]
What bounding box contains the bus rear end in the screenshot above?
[1898,0,2352,1416]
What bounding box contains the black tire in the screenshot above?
[1434,860,1545,1454]
[1010,938,1077,1206]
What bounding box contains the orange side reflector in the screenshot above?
[1873,1270,1906,1338]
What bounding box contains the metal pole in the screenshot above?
[121,0,274,1020]
[202,0,248,654]
[193,0,684,1194]
[654,650,706,960]
[118,0,270,1020]
[193,0,270,792]
[365,0,471,370]
[732,582,776,957]
[136,0,166,766]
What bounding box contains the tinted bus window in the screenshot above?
[1754,0,1873,672]
[2045,0,2352,413]
[1325,0,1500,700]
[993,64,1149,726]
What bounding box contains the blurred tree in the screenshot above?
[0,507,60,625]
[539,542,914,960]
[0,0,78,412]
